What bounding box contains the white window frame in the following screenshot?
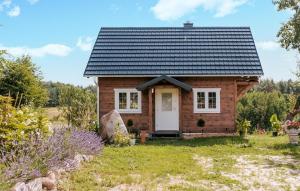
[193,88,221,113]
[114,88,142,113]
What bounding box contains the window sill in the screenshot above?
[194,109,220,114]
[117,110,142,114]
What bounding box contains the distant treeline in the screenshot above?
[43,81,96,107]
[252,79,300,94]
[237,79,300,131]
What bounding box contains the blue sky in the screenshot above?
[0,0,299,86]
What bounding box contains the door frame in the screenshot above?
[155,87,179,131]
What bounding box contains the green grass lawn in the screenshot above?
[58,135,300,191]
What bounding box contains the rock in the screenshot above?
[41,177,56,190]
[100,110,128,142]
[47,171,56,181]
[73,154,84,167]
[26,178,42,191]
[82,155,93,162]
[44,171,57,189]
[11,182,28,191]
[63,159,79,171]
[81,154,89,161]
[52,168,65,179]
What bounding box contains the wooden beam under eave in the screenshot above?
[179,88,183,133]
[148,88,153,132]
[237,81,258,99]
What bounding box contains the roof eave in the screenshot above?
[83,74,264,78]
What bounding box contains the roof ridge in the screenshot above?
[101,26,251,29]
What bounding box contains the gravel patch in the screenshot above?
[223,155,300,191]
[109,184,144,191]
[193,155,214,171]
[193,154,300,191]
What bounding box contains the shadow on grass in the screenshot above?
[269,143,300,159]
[145,136,248,147]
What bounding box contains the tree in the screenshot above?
[58,85,97,129]
[253,79,278,92]
[0,54,48,107]
[43,81,64,107]
[274,0,300,52]
[237,91,288,131]
[43,82,97,107]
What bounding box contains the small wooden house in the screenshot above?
[84,22,263,137]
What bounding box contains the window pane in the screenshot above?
[119,92,127,109]
[162,93,172,111]
[197,92,205,109]
[130,92,138,109]
[208,92,216,109]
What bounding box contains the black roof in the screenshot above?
[84,24,263,77]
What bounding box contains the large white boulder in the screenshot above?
[26,178,42,191]
[100,110,128,142]
[11,182,28,191]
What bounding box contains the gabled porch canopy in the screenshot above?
[136,75,192,91]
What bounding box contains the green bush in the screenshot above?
[237,91,288,132]
[0,53,48,107]
[113,124,130,147]
[0,96,49,147]
[237,119,251,137]
[58,85,96,129]
[270,114,281,132]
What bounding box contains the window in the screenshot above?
[114,89,142,113]
[193,88,221,113]
[162,93,172,111]
[197,92,205,109]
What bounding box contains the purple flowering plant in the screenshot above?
[0,126,103,183]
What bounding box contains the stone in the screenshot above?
[47,171,56,181]
[81,154,93,162]
[26,178,42,191]
[63,158,78,171]
[52,168,65,179]
[11,182,28,191]
[100,110,128,142]
[41,177,56,190]
[73,154,84,167]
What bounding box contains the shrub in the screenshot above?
[237,119,251,137]
[270,114,281,132]
[0,127,103,183]
[286,121,300,130]
[113,125,130,147]
[237,91,288,131]
[128,128,140,138]
[58,85,96,129]
[0,96,49,148]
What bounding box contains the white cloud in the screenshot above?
[76,36,94,51]
[256,41,280,51]
[27,0,39,5]
[1,0,38,17]
[0,44,72,57]
[151,0,248,21]
[7,5,20,17]
[110,4,120,13]
[0,0,11,12]
[2,0,11,7]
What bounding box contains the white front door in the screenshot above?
[155,88,179,131]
